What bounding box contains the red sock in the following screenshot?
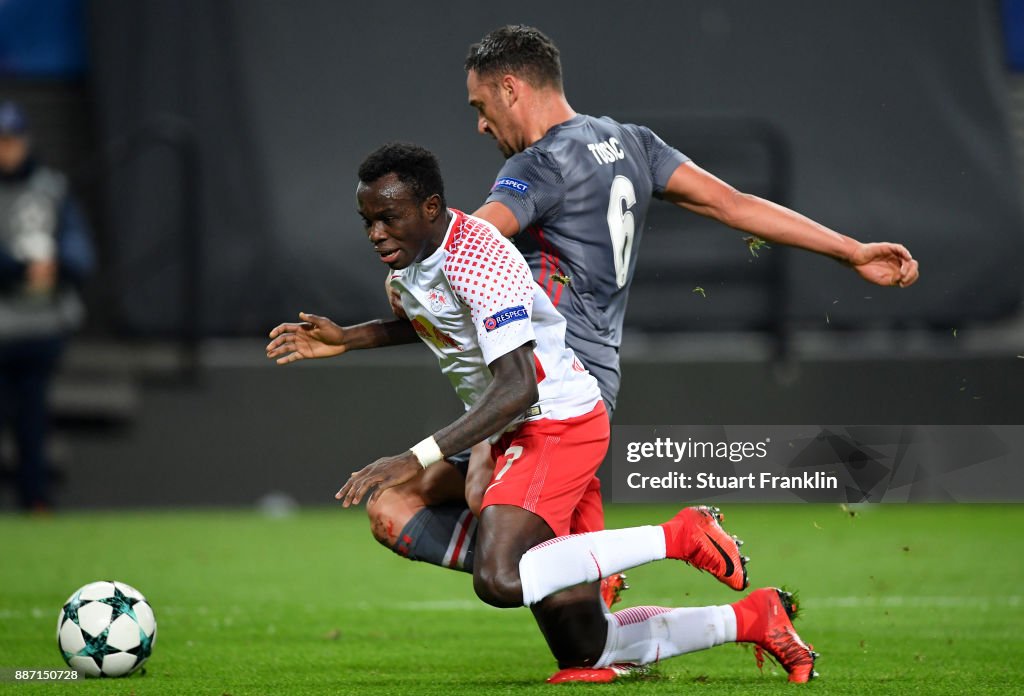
[732,594,767,643]
[659,520,691,558]
[659,522,675,551]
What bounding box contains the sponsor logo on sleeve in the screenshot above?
[483,305,528,332]
[492,177,530,194]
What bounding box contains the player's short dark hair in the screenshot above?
[465,25,563,90]
[358,142,446,208]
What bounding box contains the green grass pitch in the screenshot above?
[1,504,1021,695]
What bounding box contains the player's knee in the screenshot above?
[365,489,414,548]
[472,563,523,608]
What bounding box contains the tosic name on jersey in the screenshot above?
[587,137,626,165]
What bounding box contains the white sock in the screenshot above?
[595,604,736,667]
[518,526,665,606]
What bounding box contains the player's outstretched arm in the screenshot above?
[336,343,538,507]
[663,162,920,288]
[265,312,419,365]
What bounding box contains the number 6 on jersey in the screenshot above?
[607,175,637,288]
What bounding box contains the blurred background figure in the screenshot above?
[0,99,94,512]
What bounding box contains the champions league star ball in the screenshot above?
[56,581,157,677]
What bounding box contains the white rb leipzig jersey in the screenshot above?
[389,209,601,424]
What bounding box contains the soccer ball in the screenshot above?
[56,581,157,677]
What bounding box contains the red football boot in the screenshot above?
[734,587,818,683]
[661,506,748,590]
[547,663,646,684]
[599,572,628,608]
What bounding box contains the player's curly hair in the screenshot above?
[358,142,446,207]
[465,25,563,90]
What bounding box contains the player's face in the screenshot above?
[356,173,439,270]
[467,70,520,158]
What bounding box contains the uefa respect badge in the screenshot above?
[483,306,528,332]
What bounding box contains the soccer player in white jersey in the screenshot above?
[267,143,816,682]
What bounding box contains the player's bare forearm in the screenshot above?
[433,344,538,459]
[663,161,918,287]
[472,201,521,238]
[346,318,420,349]
[266,314,419,365]
[717,193,858,262]
[464,441,495,517]
[337,345,537,508]
[663,163,856,261]
[706,194,918,286]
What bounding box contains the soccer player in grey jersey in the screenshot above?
[480,115,688,413]
[462,25,917,419]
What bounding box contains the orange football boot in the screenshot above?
[661,506,748,591]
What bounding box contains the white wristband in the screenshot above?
[410,436,443,469]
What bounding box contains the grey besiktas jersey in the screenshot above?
[485,114,689,413]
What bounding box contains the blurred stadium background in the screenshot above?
[1,0,1024,510]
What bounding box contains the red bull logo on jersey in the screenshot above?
[426,286,451,314]
[483,305,528,332]
[411,317,462,351]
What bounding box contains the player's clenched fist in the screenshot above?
[849,242,920,288]
[336,452,422,507]
[266,312,347,364]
